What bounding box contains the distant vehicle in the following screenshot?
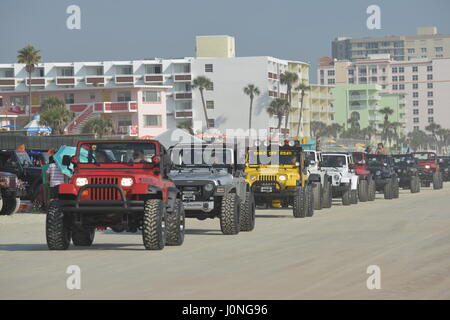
[0,150,42,202]
[352,152,376,202]
[438,156,450,182]
[365,154,400,199]
[411,152,443,189]
[46,140,185,250]
[304,149,333,209]
[0,171,25,215]
[320,152,359,206]
[392,154,421,193]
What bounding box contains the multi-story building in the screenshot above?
[332,84,405,134]
[317,54,450,131]
[0,36,332,138]
[332,26,450,62]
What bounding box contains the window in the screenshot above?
[413,83,418,89]
[428,91,433,97]
[328,79,335,84]
[327,70,335,76]
[427,66,433,71]
[428,117,434,123]
[413,117,419,123]
[206,100,214,109]
[11,95,27,106]
[412,75,418,81]
[89,93,96,100]
[371,68,377,74]
[143,91,161,102]
[435,47,443,52]
[144,115,162,126]
[427,74,433,80]
[371,77,377,83]
[145,64,162,74]
[207,119,215,128]
[412,66,418,72]
[58,67,74,77]
[348,78,354,84]
[408,48,415,54]
[392,76,398,82]
[117,91,131,102]
[413,100,419,106]
[392,84,398,90]
[348,69,354,75]
[205,64,213,72]
[117,65,133,75]
[399,67,404,73]
[428,109,434,114]
[64,93,74,104]
[413,126,419,131]
[399,75,404,81]
[427,83,433,89]
[428,100,434,106]
[206,82,214,91]
[413,92,419,98]
[85,66,103,76]
[421,48,427,53]
[399,84,405,90]
[413,109,419,115]
[392,67,398,73]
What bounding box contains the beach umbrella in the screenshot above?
[54,146,89,177]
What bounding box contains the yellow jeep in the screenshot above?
[244,141,314,218]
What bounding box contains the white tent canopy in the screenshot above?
[154,128,204,149]
[24,115,52,135]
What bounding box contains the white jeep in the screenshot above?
[320,153,359,206]
[304,150,332,210]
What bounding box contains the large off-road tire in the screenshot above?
[0,196,20,215]
[46,201,71,250]
[384,179,393,199]
[306,185,314,217]
[437,172,444,189]
[342,187,351,206]
[350,189,359,204]
[410,176,419,193]
[358,179,369,202]
[432,172,441,190]
[312,182,323,210]
[165,198,185,246]
[239,191,255,232]
[322,180,332,209]
[220,193,240,235]
[293,187,307,218]
[72,228,95,246]
[142,199,166,250]
[368,178,376,201]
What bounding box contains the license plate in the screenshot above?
[260,186,273,192]
[182,192,195,201]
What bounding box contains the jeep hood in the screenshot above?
[169,168,233,185]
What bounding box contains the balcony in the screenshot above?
[56,77,75,86]
[173,74,192,82]
[94,101,137,113]
[144,74,164,83]
[115,75,135,84]
[0,78,16,87]
[25,78,46,86]
[85,76,105,86]
[175,110,193,118]
[174,92,192,100]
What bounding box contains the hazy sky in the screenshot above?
[1,0,450,81]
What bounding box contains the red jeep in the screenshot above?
[411,152,443,189]
[46,140,185,250]
[351,152,376,202]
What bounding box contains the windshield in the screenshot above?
[393,155,412,164]
[15,151,33,167]
[304,151,316,164]
[171,147,233,167]
[247,148,300,166]
[321,155,347,167]
[412,153,436,161]
[366,155,388,166]
[78,142,157,164]
[352,153,363,163]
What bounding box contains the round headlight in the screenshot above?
[75,177,88,187]
[250,175,257,181]
[334,174,340,180]
[376,170,381,175]
[121,177,134,187]
[288,141,295,146]
[425,165,431,169]
[278,175,287,181]
[204,183,214,192]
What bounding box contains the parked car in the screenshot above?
[392,154,421,193]
[304,149,333,209]
[0,171,25,215]
[352,152,376,202]
[365,154,400,199]
[411,152,443,189]
[438,156,450,182]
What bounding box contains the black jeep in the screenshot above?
[392,154,421,193]
[0,171,25,215]
[438,156,450,182]
[366,154,400,199]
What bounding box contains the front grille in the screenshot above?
[88,176,120,201]
[258,175,277,181]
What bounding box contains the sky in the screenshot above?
[1,0,450,82]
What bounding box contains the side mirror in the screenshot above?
[309,160,316,166]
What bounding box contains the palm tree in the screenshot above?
[280,72,299,134]
[192,76,213,129]
[82,117,113,138]
[17,45,42,122]
[295,82,310,137]
[176,120,194,135]
[425,122,441,151]
[267,98,290,130]
[325,123,343,139]
[39,97,74,135]
[243,84,260,132]
[390,122,403,151]
[310,121,327,138]
[378,107,394,122]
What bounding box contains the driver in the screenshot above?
[133,149,146,163]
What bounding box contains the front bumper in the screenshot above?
[417,169,433,181]
[251,181,297,199]
[59,184,144,213]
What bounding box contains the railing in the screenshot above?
[144,74,164,83]
[173,74,192,82]
[93,101,137,112]
[174,92,192,100]
[25,77,46,86]
[65,105,94,133]
[56,77,75,86]
[0,78,16,86]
